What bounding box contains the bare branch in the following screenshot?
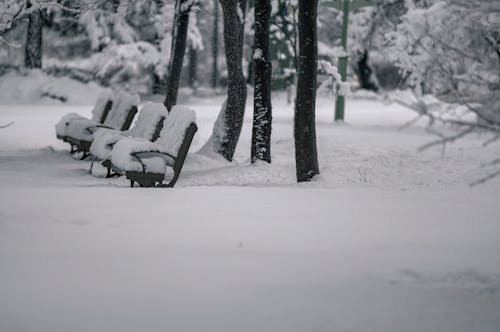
[470,169,500,187]
[0,122,14,129]
[0,36,21,48]
[483,134,500,147]
[419,127,475,151]
[480,158,500,168]
[398,114,423,131]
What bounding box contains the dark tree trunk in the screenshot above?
[188,46,198,90]
[25,9,43,69]
[251,0,272,163]
[188,9,199,92]
[164,0,192,111]
[247,47,255,85]
[357,50,379,92]
[211,0,219,89]
[200,0,247,162]
[294,0,319,182]
[219,0,247,161]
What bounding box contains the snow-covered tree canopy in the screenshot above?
[0,0,77,34]
[388,0,500,127]
[0,0,24,32]
[348,0,405,55]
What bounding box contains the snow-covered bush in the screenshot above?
[0,69,107,104]
[49,41,161,93]
[386,0,500,183]
[346,0,407,91]
[387,0,500,128]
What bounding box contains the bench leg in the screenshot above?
[70,149,90,160]
[80,151,90,160]
[164,170,180,188]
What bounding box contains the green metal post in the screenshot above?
[335,0,350,122]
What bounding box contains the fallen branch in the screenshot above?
[0,121,14,129]
[483,134,500,147]
[470,169,500,187]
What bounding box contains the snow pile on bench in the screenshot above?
[55,90,112,138]
[65,118,102,141]
[102,91,139,129]
[111,106,196,173]
[90,129,129,160]
[55,113,86,138]
[111,137,166,172]
[154,106,196,156]
[62,91,139,142]
[89,102,167,160]
[89,90,114,122]
[127,102,167,140]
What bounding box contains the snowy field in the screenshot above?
[1,93,500,332]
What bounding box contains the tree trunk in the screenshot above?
[25,9,43,69]
[211,0,219,89]
[247,48,255,85]
[294,0,319,182]
[251,0,272,163]
[200,0,247,162]
[357,50,379,92]
[164,0,192,111]
[188,45,198,91]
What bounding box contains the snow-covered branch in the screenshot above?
[318,60,350,98]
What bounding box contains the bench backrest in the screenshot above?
[103,91,140,130]
[90,90,114,123]
[155,106,197,158]
[129,102,168,141]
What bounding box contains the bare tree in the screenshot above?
[164,0,195,111]
[25,5,42,69]
[188,47,197,88]
[200,0,247,162]
[251,0,272,163]
[187,8,202,93]
[294,0,319,182]
[211,0,219,89]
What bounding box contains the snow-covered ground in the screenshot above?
[1,92,499,332]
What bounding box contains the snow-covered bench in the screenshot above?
[110,106,197,187]
[58,91,139,159]
[55,90,113,141]
[90,102,168,177]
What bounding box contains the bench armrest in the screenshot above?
[130,151,177,172]
[86,125,114,134]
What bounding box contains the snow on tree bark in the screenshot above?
[294,0,319,182]
[251,0,272,164]
[25,8,42,69]
[201,0,247,162]
[164,0,193,111]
